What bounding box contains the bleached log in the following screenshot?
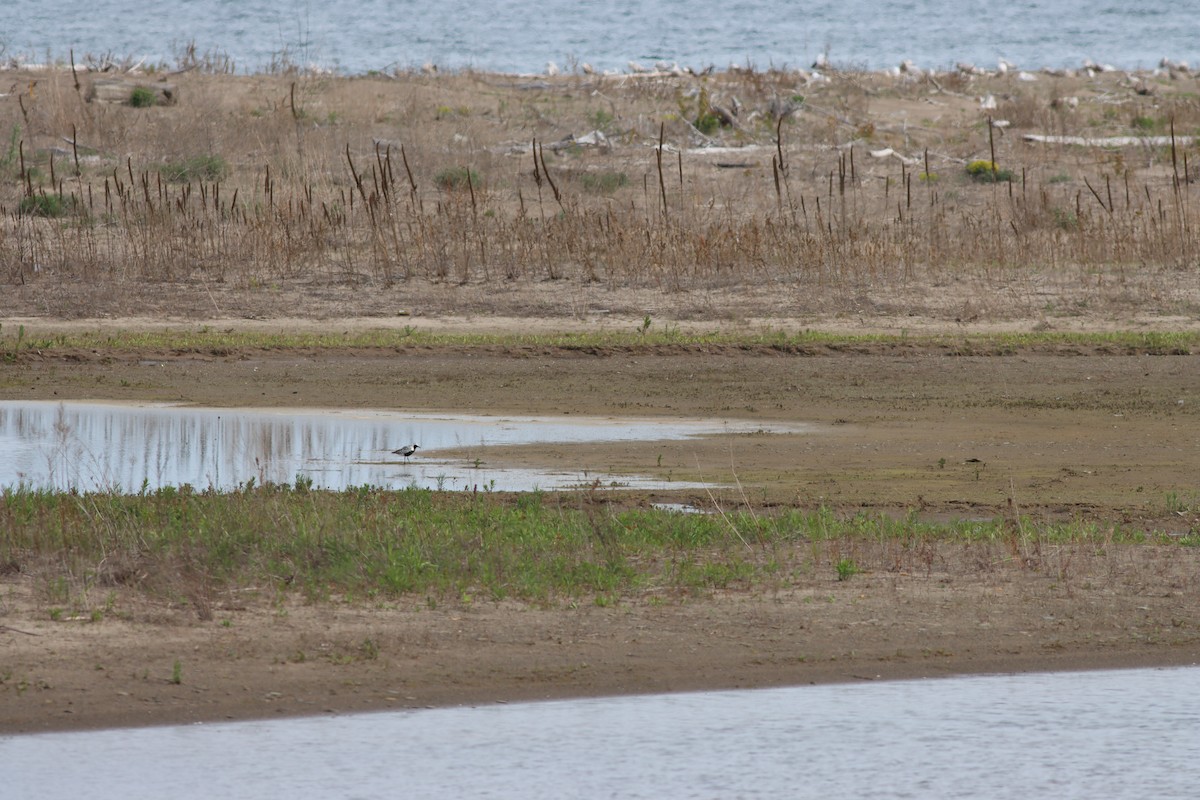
[86,78,178,105]
[1023,134,1197,147]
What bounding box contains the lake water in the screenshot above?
[0,400,803,492]
[3,666,1198,798]
[2,0,1195,75]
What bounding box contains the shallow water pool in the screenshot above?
[0,400,808,493]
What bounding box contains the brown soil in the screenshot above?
[2,329,1199,733]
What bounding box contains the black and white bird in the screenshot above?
[392,444,420,462]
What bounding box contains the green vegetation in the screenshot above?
[129,86,158,108]
[18,193,73,218]
[1051,206,1080,230]
[1130,115,1160,132]
[965,159,1013,183]
[695,109,721,135]
[159,155,228,183]
[0,485,1179,610]
[678,84,725,135]
[434,166,480,190]
[0,124,20,175]
[580,170,629,194]
[835,558,859,581]
[0,326,1195,357]
[588,109,614,130]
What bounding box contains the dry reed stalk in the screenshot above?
[2,69,1198,314]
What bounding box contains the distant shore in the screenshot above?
[2,54,1194,80]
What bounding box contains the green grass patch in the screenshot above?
[579,170,629,194]
[1,326,1196,357]
[1,124,20,175]
[18,193,74,218]
[0,486,1177,609]
[588,109,614,130]
[695,110,721,135]
[835,558,859,581]
[435,166,480,190]
[1131,115,1160,132]
[129,86,158,108]
[159,155,228,183]
[966,159,1014,183]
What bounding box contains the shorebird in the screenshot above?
[392,444,420,462]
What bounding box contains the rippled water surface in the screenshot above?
[0,400,802,492]
[3,0,1195,74]
[3,667,1199,798]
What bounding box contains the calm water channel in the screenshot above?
[3,0,1194,74]
[3,666,1198,798]
[0,400,803,493]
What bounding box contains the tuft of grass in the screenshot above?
[18,193,73,218]
[966,160,1013,183]
[1130,115,1159,132]
[580,171,629,194]
[588,109,614,130]
[0,124,20,174]
[159,155,227,183]
[835,558,859,581]
[129,86,158,108]
[695,110,721,135]
[1051,207,1079,230]
[434,166,480,190]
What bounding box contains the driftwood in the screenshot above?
[86,78,178,106]
[869,147,921,166]
[1023,134,1197,147]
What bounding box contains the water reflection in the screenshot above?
[0,401,806,493]
[2,667,1198,798]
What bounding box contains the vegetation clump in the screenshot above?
[1130,115,1160,132]
[159,155,228,183]
[966,159,1013,182]
[128,86,158,108]
[679,84,727,136]
[18,193,73,218]
[0,484,1183,608]
[580,171,629,194]
[435,166,480,190]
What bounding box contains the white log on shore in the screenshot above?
[1023,134,1197,147]
[86,78,178,105]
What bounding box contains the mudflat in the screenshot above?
[2,333,1198,733]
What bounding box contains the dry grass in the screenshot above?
[1,65,1199,321]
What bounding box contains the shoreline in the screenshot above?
[8,656,1200,737]
[4,588,1198,736]
[1,56,1192,80]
